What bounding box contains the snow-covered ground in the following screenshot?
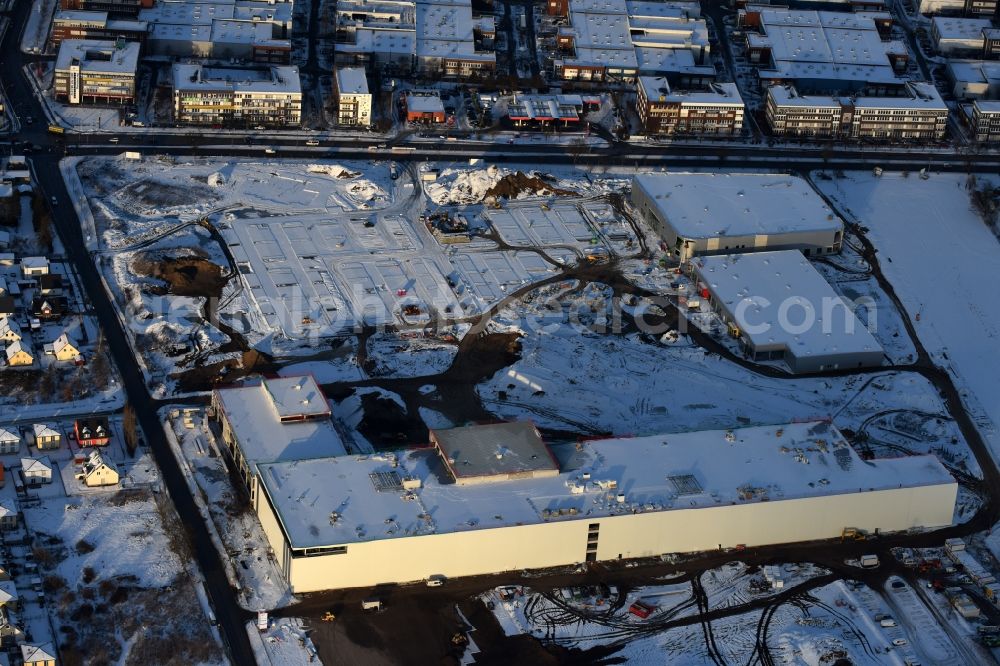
[815,171,1000,461]
[484,571,933,664]
[164,407,296,611]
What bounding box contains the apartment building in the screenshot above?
[766,83,949,141]
[59,0,153,19]
[54,39,140,105]
[51,10,147,49]
[334,67,372,126]
[637,76,744,136]
[971,99,1000,141]
[172,64,301,127]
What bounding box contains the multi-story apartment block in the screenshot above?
[766,84,948,141]
[637,76,744,136]
[172,64,301,127]
[54,39,140,105]
[59,0,153,19]
[51,11,147,49]
[971,99,1000,141]
[334,67,372,126]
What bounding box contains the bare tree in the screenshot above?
[122,403,139,457]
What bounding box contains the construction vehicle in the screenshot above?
[841,527,869,542]
[321,611,336,622]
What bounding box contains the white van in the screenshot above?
[426,576,445,587]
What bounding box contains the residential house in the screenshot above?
[78,450,119,487]
[0,317,21,343]
[0,581,20,610]
[50,333,80,362]
[0,430,16,454]
[74,417,110,447]
[21,643,56,666]
[21,457,53,485]
[5,342,33,367]
[32,425,60,450]
[37,274,64,297]
[0,608,23,647]
[0,504,16,533]
[20,258,49,278]
[31,297,69,320]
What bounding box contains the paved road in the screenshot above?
[0,5,258,665]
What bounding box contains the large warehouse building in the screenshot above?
[631,173,844,261]
[692,250,885,372]
[248,420,955,592]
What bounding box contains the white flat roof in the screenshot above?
[336,67,369,95]
[634,172,842,240]
[693,250,883,359]
[55,40,140,74]
[931,16,991,40]
[173,64,301,95]
[259,422,953,549]
[215,379,344,467]
[405,92,444,113]
[639,77,744,106]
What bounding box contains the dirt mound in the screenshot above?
[132,252,228,299]
[484,172,577,201]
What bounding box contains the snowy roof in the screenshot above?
[931,16,991,41]
[639,77,744,106]
[258,376,331,420]
[749,8,903,85]
[20,457,52,474]
[258,422,954,549]
[852,83,946,110]
[54,9,110,24]
[405,92,445,113]
[55,40,140,75]
[947,59,1000,85]
[214,378,344,469]
[973,99,1000,113]
[693,250,883,358]
[21,257,48,270]
[431,422,557,482]
[21,644,56,664]
[0,581,17,604]
[0,429,17,444]
[172,64,301,95]
[53,333,78,353]
[336,67,369,96]
[32,424,58,439]
[5,341,30,361]
[633,173,842,240]
[0,318,20,340]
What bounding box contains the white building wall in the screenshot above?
[260,481,957,592]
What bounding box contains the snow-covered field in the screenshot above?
[815,172,1000,460]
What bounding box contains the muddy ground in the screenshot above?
[131,252,228,299]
